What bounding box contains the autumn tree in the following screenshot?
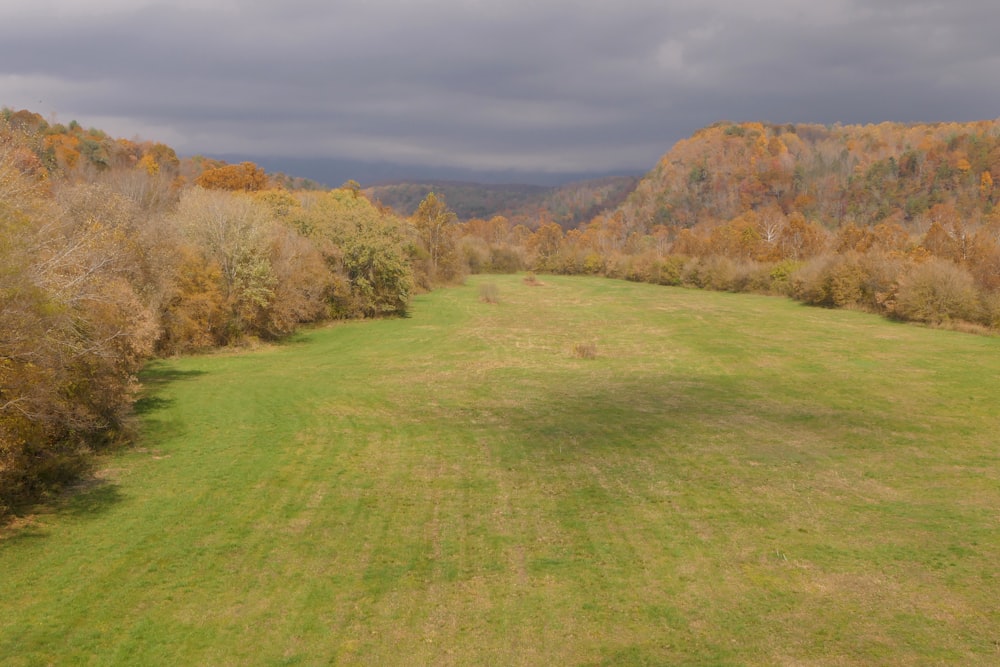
[157,244,228,352]
[161,188,334,347]
[292,187,414,317]
[171,188,277,341]
[706,213,762,261]
[528,221,564,269]
[1,158,159,510]
[412,192,460,283]
[338,220,413,317]
[195,161,269,192]
[778,213,828,259]
[263,223,333,333]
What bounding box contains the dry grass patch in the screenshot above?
[522,272,544,286]
[478,282,500,303]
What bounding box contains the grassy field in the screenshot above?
[2,274,998,665]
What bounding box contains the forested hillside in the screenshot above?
[365,175,639,227]
[620,120,999,233]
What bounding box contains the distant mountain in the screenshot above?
[365,175,641,227]
[363,181,546,219]
[212,154,642,189]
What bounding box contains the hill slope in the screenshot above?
[619,120,1000,232]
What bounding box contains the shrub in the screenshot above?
[790,255,830,305]
[792,253,867,308]
[622,254,648,283]
[459,236,490,274]
[657,256,686,286]
[979,291,1000,329]
[692,255,742,291]
[582,252,605,275]
[603,253,630,280]
[858,252,906,313]
[894,259,980,324]
[548,248,585,275]
[487,245,526,274]
[680,257,703,287]
[826,254,866,307]
[765,260,799,295]
[625,251,681,285]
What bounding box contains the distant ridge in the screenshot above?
[364,175,640,227]
[211,153,643,189]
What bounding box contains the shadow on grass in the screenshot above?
[273,329,314,346]
[472,367,844,465]
[134,363,207,417]
[138,363,207,387]
[2,480,124,543]
[467,372,739,460]
[131,361,206,445]
[133,394,173,415]
[59,481,124,517]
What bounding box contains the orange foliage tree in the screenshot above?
[195,161,269,192]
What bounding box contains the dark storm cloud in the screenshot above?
[2,0,998,175]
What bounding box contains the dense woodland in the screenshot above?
[3,107,1000,516]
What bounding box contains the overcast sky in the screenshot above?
[2,0,999,179]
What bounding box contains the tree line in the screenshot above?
[0,112,459,516]
[455,207,999,330]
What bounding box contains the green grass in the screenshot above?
[2,274,999,665]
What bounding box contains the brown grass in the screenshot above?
[523,272,544,286]
[478,282,500,303]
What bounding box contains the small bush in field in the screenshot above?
[479,283,499,304]
[572,341,598,359]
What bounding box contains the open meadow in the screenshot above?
[2,274,998,665]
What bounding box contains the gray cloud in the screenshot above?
[2,0,999,177]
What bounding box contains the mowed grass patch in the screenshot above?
[1,274,998,665]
